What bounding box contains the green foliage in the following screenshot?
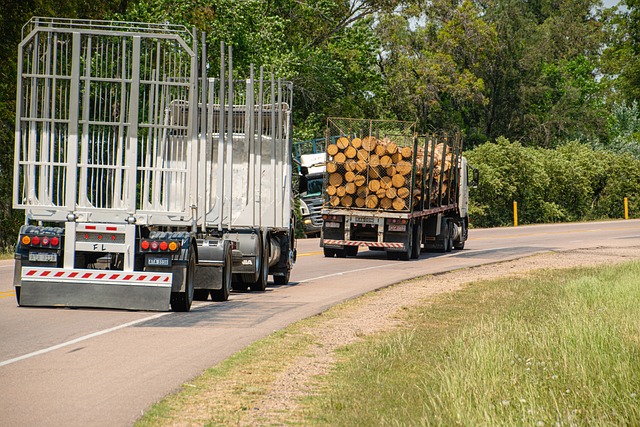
[467,138,640,227]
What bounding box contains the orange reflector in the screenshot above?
[168,241,178,251]
[21,236,31,245]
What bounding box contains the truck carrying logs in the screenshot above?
[320,117,476,260]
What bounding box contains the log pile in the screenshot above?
[325,135,455,211]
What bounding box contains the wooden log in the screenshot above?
[362,136,377,152]
[344,159,357,172]
[356,160,367,173]
[396,160,412,176]
[344,145,357,159]
[366,194,379,209]
[345,182,357,195]
[369,166,383,179]
[385,187,397,199]
[386,141,398,155]
[355,197,366,208]
[369,154,380,167]
[386,165,396,176]
[327,144,339,156]
[397,187,410,199]
[380,176,392,189]
[392,197,406,211]
[356,185,368,198]
[400,146,413,159]
[380,155,393,168]
[329,173,343,187]
[375,144,387,157]
[334,152,346,163]
[341,195,353,207]
[330,195,340,207]
[357,149,370,162]
[336,136,350,150]
[391,152,402,164]
[368,179,381,192]
[327,162,338,173]
[351,137,362,149]
[326,185,337,196]
[380,197,392,209]
[354,174,366,187]
[344,171,356,183]
[376,187,387,199]
[391,173,405,188]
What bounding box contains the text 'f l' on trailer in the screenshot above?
[13,17,296,311]
[320,117,477,260]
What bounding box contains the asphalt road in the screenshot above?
[1,220,639,426]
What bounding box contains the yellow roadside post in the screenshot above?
[624,197,629,220]
[513,201,518,227]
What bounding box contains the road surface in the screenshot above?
[1,220,639,426]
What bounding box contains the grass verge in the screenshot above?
[136,260,640,426]
[306,262,640,426]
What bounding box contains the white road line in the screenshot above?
[0,312,170,368]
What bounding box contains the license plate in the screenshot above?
[325,221,341,228]
[146,257,171,267]
[28,252,57,262]
[353,216,375,224]
[388,224,406,232]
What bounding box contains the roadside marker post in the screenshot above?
[513,201,518,227]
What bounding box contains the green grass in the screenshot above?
[303,262,640,426]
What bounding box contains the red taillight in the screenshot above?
[150,241,159,251]
[159,241,168,251]
[51,237,60,247]
[141,240,150,250]
[31,236,41,246]
[42,237,50,246]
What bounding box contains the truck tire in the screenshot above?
[323,248,336,257]
[439,222,451,253]
[211,243,232,301]
[346,246,358,257]
[274,269,290,286]
[411,223,421,259]
[398,226,412,261]
[15,287,21,305]
[453,221,467,250]
[171,246,195,312]
[251,238,269,292]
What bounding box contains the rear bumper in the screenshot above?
[18,267,172,311]
[322,239,405,249]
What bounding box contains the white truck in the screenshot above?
[297,152,326,237]
[320,118,477,260]
[12,17,295,311]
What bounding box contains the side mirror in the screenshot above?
[470,166,479,189]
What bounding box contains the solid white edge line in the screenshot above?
[0,312,170,368]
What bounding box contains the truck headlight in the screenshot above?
[299,199,310,216]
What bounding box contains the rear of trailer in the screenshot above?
[13,17,294,311]
[320,117,471,260]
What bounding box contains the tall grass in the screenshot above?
[305,262,640,426]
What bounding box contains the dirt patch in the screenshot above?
[240,246,640,425]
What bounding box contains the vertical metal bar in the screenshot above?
[78,35,91,208]
[200,32,208,232]
[189,28,199,230]
[226,45,234,227]
[114,37,128,209]
[247,64,255,226]
[40,32,52,205]
[270,73,276,225]
[277,78,284,227]
[217,42,226,231]
[27,32,40,205]
[13,31,26,210]
[256,67,264,228]
[126,36,141,212]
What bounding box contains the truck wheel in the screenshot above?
[171,246,195,312]
[453,222,466,250]
[251,241,269,292]
[411,224,421,259]
[323,248,336,257]
[15,287,21,305]
[346,246,358,257]
[212,244,232,301]
[398,227,413,261]
[439,222,450,253]
[274,269,290,286]
[193,290,210,301]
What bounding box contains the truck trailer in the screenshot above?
[13,17,295,311]
[320,117,475,260]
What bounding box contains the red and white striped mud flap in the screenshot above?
[19,267,173,311]
[323,240,405,249]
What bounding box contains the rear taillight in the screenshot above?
[21,234,60,248]
[139,240,180,253]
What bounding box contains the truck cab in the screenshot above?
[298,153,326,237]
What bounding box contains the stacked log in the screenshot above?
[326,136,454,211]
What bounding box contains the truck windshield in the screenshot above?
[305,176,323,197]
